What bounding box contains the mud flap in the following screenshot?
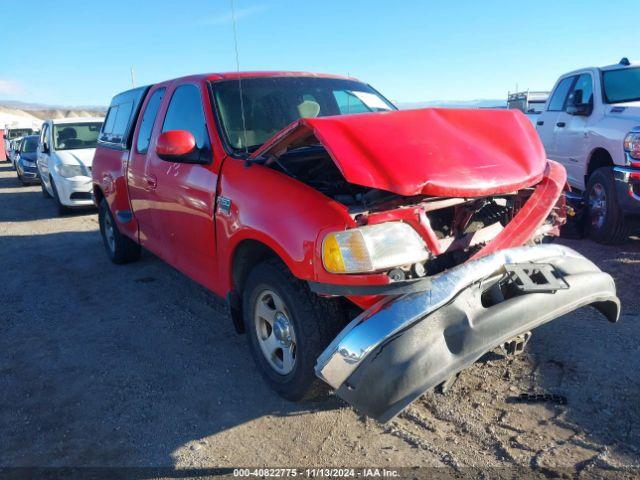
[315,245,620,423]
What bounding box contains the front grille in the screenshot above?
[70,192,92,200]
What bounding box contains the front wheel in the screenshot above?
[585,167,630,244]
[41,178,51,198]
[50,177,70,215]
[242,259,346,401]
[98,199,141,264]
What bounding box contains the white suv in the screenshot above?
[37,117,104,214]
[536,58,640,243]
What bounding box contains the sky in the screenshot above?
[1,0,639,106]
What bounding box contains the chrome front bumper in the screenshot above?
[315,244,620,422]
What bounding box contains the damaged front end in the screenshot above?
[252,108,620,421]
[316,244,619,422]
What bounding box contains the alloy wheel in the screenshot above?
[588,182,607,230]
[253,289,297,375]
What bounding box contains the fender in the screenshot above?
[215,156,360,297]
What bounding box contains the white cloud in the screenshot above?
[0,79,23,96]
[200,4,267,25]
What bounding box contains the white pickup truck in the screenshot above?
[536,58,640,243]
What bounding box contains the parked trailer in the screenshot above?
[508,91,549,114]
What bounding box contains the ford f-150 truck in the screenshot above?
[536,58,640,243]
[92,72,620,422]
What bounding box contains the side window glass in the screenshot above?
[136,88,166,154]
[162,85,209,150]
[333,90,371,114]
[567,74,593,106]
[102,106,117,135]
[111,101,133,143]
[547,76,575,111]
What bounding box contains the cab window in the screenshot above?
[547,76,575,111]
[162,84,210,151]
[567,74,593,106]
[136,88,166,154]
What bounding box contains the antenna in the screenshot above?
[230,0,249,153]
[130,66,136,88]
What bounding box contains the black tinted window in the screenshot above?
[567,74,593,106]
[136,88,165,153]
[162,85,209,149]
[603,67,640,103]
[99,86,147,147]
[548,76,575,111]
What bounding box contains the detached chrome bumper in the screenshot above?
[315,244,620,423]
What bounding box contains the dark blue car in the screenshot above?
[15,135,40,185]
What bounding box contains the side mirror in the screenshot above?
[41,142,49,153]
[566,89,592,116]
[156,130,207,164]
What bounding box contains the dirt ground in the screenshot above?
[1,162,639,477]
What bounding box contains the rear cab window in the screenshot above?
[99,86,149,150]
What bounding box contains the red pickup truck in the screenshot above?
[92,72,620,422]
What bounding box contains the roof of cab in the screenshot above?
[600,60,640,71]
[48,117,105,125]
[144,71,355,87]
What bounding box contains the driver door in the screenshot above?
[149,82,219,289]
[554,73,594,190]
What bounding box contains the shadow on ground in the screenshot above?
[0,229,343,467]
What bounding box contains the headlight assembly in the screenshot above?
[55,163,85,178]
[322,222,429,274]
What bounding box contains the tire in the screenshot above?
[16,171,26,186]
[585,167,630,244]
[41,178,51,198]
[242,259,346,401]
[50,177,70,215]
[98,199,141,264]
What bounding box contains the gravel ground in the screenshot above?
[1,162,639,477]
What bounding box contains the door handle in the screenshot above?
[145,175,157,190]
[556,122,566,127]
[536,120,544,126]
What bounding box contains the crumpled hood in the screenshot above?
[252,108,547,197]
[55,148,96,168]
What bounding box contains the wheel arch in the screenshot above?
[586,148,614,183]
[93,184,105,208]
[227,238,290,333]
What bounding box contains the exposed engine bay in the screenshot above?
[262,143,565,281]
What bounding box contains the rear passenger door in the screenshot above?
[128,86,167,252]
[554,73,594,189]
[148,83,219,287]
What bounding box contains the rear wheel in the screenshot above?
[98,199,141,264]
[242,259,346,401]
[585,167,630,244]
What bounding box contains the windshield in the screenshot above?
[21,136,38,153]
[7,128,34,140]
[212,77,395,151]
[53,122,103,150]
[603,67,640,103]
